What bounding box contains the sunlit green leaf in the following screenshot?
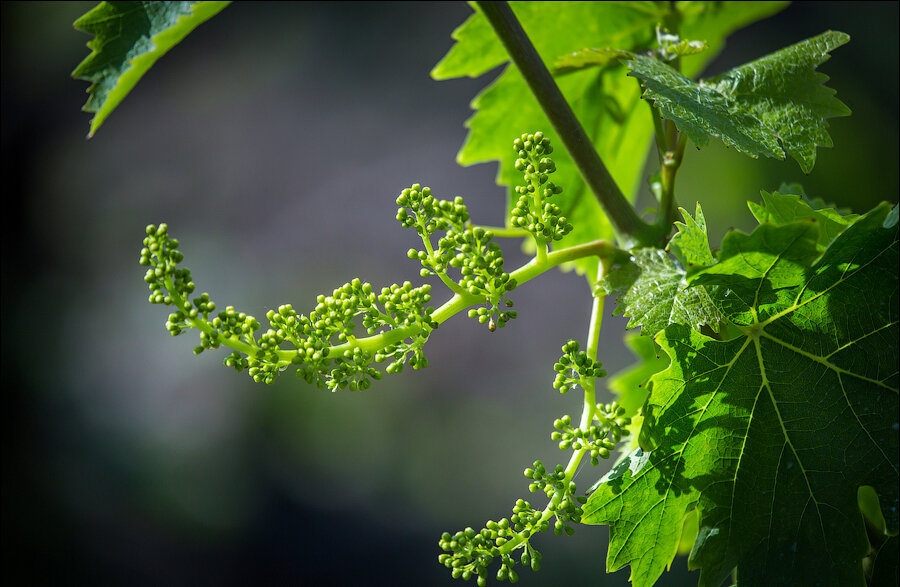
[602,248,723,335]
[627,31,850,172]
[433,1,789,280]
[585,204,899,586]
[667,203,715,269]
[748,189,860,248]
[72,1,230,137]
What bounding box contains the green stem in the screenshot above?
[343,239,624,357]
[535,240,548,264]
[476,1,660,247]
[650,103,668,160]
[420,229,469,296]
[471,224,530,238]
[656,131,686,231]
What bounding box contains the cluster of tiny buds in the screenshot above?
[522,461,569,499]
[509,133,572,242]
[595,402,631,442]
[467,301,517,332]
[553,339,607,393]
[513,131,553,158]
[438,500,549,584]
[142,223,443,389]
[522,461,584,535]
[141,223,192,305]
[551,414,622,466]
[438,526,513,585]
[509,195,572,242]
[396,184,469,236]
[397,184,519,331]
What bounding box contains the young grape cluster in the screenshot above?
[397,183,517,331]
[141,223,438,389]
[510,132,573,244]
[439,339,630,583]
[552,339,607,393]
[140,133,637,584]
[142,135,581,389]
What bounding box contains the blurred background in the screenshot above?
[2,2,897,585]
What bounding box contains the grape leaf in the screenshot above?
[667,203,716,269]
[748,189,860,248]
[433,2,788,281]
[602,248,723,335]
[626,31,851,173]
[72,1,230,137]
[584,204,899,587]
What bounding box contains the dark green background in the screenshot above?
[2,2,897,585]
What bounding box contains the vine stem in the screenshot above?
[475,1,662,248]
[652,2,685,232]
[656,130,687,230]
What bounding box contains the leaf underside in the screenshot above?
[72,1,230,137]
[626,31,851,173]
[585,204,899,587]
[603,247,723,336]
[433,1,788,280]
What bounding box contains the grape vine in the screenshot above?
[72,1,899,585]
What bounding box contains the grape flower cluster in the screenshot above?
[510,132,573,245]
[398,184,517,331]
[141,134,579,389]
[141,223,438,390]
[140,133,632,584]
[439,340,630,583]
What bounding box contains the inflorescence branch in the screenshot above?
[142,133,633,584]
[141,134,627,393]
[437,258,631,584]
[437,335,631,584]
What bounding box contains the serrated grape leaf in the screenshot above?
[626,31,850,173]
[748,189,860,248]
[433,2,788,281]
[584,204,899,587]
[667,203,716,270]
[72,1,230,137]
[602,248,723,335]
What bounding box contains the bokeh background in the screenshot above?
[2,2,897,585]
